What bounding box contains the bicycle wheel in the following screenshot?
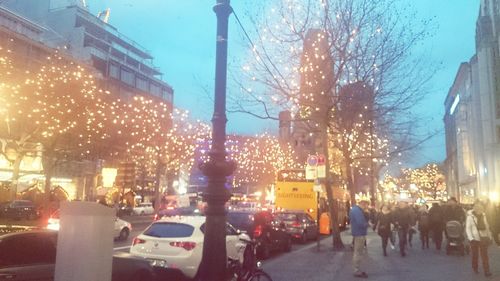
[247,270,273,281]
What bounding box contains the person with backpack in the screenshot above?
[418,204,430,249]
[429,202,445,250]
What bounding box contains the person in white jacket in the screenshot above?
[465,201,492,277]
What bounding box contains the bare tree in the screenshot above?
[228,0,435,249]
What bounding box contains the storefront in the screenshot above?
[0,147,77,201]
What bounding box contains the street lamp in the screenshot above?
[198,1,235,280]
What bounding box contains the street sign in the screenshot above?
[317,154,325,165]
[307,155,318,166]
[317,165,326,178]
[306,165,317,180]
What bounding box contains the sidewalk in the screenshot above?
[263,230,500,281]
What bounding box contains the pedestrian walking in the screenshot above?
[375,205,393,256]
[407,204,417,248]
[417,204,430,249]
[429,202,445,250]
[465,201,493,277]
[388,204,397,250]
[392,200,414,257]
[350,200,370,278]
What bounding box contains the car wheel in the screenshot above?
[130,270,153,281]
[119,228,130,241]
[140,211,145,215]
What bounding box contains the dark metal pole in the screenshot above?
[198,1,234,280]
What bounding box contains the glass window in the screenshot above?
[143,223,194,238]
[136,77,149,91]
[276,213,298,221]
[121,68,134,86]
[109,63,119,79]
[150,83,161,96]
[227,212,254,232]
[162,90,173,102]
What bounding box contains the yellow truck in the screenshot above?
[274,170,350,234]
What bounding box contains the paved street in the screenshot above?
[263,230,500,281]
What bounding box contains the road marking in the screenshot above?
[114,246,131,251]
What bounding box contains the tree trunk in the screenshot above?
[322,127,345,250]
[42,155,54,198]
[153,157,164,213]
[345,157,357,206]
[10,154,23,201]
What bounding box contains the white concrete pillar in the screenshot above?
[55,201,115,281]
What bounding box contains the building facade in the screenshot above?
[445,0,500,203]
[0,1,174,201]
[3,0,173,103]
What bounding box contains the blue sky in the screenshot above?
[88,0,479,167]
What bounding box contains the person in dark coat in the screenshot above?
[392,201,414,257]
[429,202,445,250]
[417,204,430,249]
[375,205,393,256]
[445,197,466,223]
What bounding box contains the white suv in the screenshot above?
[133,203,154,215]
[130,216,245,279]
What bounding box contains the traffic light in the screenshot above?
[116,162,136,188]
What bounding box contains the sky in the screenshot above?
[87,0,480,167]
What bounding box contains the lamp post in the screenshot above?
[198,1,235,280]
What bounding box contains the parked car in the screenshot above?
[133,203,155,215]
[153,206,200,220]
[276,211,318,243]
[0,230,155,281]
[0,224,38,235]
[227,210,292,259]
[117,203,134,217]
[46,210,132,241]
[130,216,247,279]
[0,200,38,220]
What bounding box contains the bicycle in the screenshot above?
[227,234,273,281]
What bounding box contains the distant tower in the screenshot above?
[290,28,334,163]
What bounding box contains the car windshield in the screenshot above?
[143,223,194,238]
[227,212,254,231]
[277,213,299,221]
